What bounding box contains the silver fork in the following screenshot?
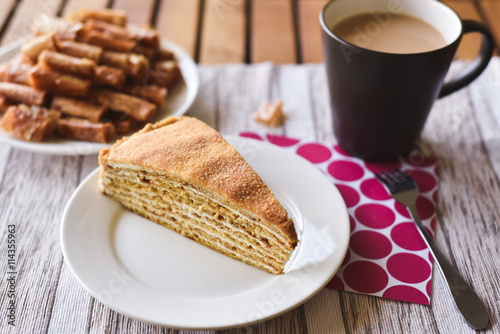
[375,169,489,330]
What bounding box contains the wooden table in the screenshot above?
[0,0,499,63]
[1,1,500,333]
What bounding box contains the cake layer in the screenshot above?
[101,167,292,273]
[98,116,298,274]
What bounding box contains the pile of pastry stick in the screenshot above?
[0,8,182,143]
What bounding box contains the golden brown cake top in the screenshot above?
[99,116,297,242]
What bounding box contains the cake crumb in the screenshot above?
[253,100,287,127]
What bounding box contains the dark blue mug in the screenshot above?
[320,0,494,161]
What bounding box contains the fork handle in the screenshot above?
[406,205,489,330]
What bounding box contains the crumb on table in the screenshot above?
[253,99,287,127]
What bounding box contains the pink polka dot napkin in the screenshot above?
[240,132,439,305]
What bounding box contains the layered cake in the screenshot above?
[98,116,298,274]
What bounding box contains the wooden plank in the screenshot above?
[112,0,156,25]
[306,63,335,143]
[155,0,199,58]
[0,152,82,334]
[0,0,64,46]
[46,263,94,333]
[199,0,246,64]
[442,0,485,59]
[61,0,108,17]
[216,63,276,134]
[303,289,346,334]
[0,145,10,191]
[47,155,98,333]
[478,0,500,55]
[80,154,99,181]
[251,0,297,63]
[469,59,500,182]
[297,0,325,63]
[189,65,219,128]
[279,65,316,140]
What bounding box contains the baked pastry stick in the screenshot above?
[38,50,96,78]
[67,8,128,26]
[100,51,128,69]
[113,118,136,133]
[57,117,116,143]
[0,82,46,105]
[153,47,175,61]
[51,96,107,122]
[85,19,159,47]
[29,66,91,97]
[21,34,55,62]
[77,28,136,53]
[101,51,149,78]
[0,105,60,141]
[124,83,167,107]
[131,44,156,59]
[32,17,83,41]
[127,54,149,78]
[93,66,126,89]
[1,55,33,85]
[0,96,11,114]
[103,111,137,133]
[0,62,7,81]
[127,25,159,48]
[54,39,103,63]
[85,18,135,39]
[98,116,298,274]
[96,89,156,122]
[145,60,181,88]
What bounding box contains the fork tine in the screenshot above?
[385,171,400,182]
[374,172,390,184]
[394,169,418,186]
[379,170,403,184]
[374,172,396,193]
[374,169,418,192]
[394,169,410,179]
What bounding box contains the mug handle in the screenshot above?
[438,20,495,98]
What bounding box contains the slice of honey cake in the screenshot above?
[98,116,298,274]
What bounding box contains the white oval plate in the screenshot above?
[60,136,350,330]
[0,38,199,155]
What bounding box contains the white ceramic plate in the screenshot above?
[0,38,199,155]
[60,136,350,330]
